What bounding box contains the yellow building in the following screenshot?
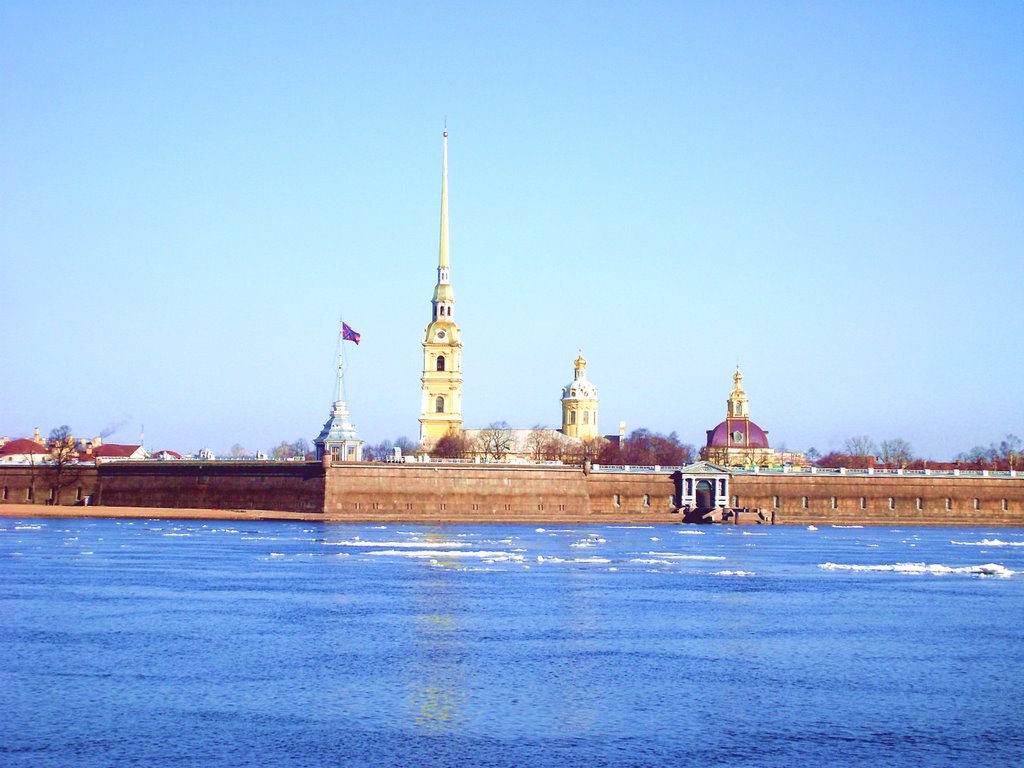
[419,130,464,449]
[561,351,599,440]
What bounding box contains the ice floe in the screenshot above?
[950,539,1024,547]
[366,549,525,561]
[819,562,1017,578]
[645,552,727,561]
[712,570,755,576]
[324,540,473,548]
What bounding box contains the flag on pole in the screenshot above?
[342,322,361,345]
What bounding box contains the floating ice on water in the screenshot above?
[646,552,727,561]
[650,537,660,541]
[832,525,864,529]
[807,525,818,531]
[819,562,1017,578]
[14,525,43,531]
[324,540,473,548]
[631,558,673,565]
[951,539,1024,547]
[675,530,705,535]
[713,570,755,576]
[366,549,525,561]
[269,553,285,557]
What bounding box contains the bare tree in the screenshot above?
[230,443,247,457]
[999,434,1021,471]
[395,436,417,456]
[843,435,878,457]
[47,425,79,505]
[525,426,550,461]
[364,439,394,461]
[477,422,513,461]
[879,438,914,468]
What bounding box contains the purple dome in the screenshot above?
[705,418,770,449]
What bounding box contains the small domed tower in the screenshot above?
[561,351,599,440]
[727,366,749,417]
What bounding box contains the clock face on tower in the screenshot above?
[732,430,744,443]
[436,330,446,340]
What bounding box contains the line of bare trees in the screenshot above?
[809,433,1021,471]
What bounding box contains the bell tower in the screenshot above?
[419,130,464,449]
[561,351,599,440]
[727,365,749,418]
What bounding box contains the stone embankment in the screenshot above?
[0,461,1021,526]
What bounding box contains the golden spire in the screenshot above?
[438,129,449,272]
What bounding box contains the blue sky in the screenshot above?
[2,1,1021,459]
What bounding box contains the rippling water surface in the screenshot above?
[2,518,1023,767]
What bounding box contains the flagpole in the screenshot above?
[338,312,346,405]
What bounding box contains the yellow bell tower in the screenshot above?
[561,351,599,440]
[419,130,463,448]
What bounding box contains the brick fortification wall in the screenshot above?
[0,465,99,506]
[323,463,594,523]
[730,473,1023,526]
[95,461,325,514]
[2,462,1022,526]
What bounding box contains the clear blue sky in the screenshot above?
[2,1,1021,459]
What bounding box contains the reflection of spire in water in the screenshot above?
[408,536,464,730]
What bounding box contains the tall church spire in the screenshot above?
[420,129,463,449]
[438,129,450,274]
[432,130,453,320]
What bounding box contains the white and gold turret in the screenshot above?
[419,130,464,449]
[561,351,599,440]
[727,365,749,418]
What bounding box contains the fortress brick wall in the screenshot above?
[323,463,592,523]
[0,464,99,506]
[729,473,1024,526]
[93,461,324,514]
[1,462,1022,526]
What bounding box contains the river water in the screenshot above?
[2,518,1022,767]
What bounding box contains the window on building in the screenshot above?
[27,487,33,501]
[860,497,867,510]
[973,498,981,510]
[915,497,922,510]
[830,496,838,509]
[1002,498,1009,511]
[613,494,621,508]
[48,487,54,501]
[643,494,650,507]
[76,487,82,502]
[801,496,808,509]
[889,497,896,510]
[436,356,445,371]
[570,411,576,425]
[583,411,589,424]
[731,495,738,507]
[435,396,444,413]
[772,495,779,509]
[945,498,952,511]
[2,487,7,501]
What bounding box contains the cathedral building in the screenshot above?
[701,367,777,467]
[418,130,464,449]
